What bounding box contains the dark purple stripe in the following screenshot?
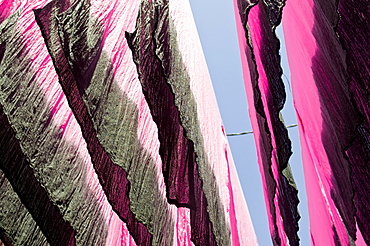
[311,0,360,241]
[0,43,5,64]
[346,127,370,243]
[126,7,193,208]
[256,2,292,170]
[0,231,13,246]
[0,106,76,246]
[34,2,152,245]
[336,0,370,243]
[126,2,218,245]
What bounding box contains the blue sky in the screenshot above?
[188,0,310,245]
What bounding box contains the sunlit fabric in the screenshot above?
[0,0,257,245]
[233,0,300,245]
[283,0,369,245]
[234,0,369,245]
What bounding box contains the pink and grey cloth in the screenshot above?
[0,0,369,245]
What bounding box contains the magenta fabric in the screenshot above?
[0,0,257,245]
[234,0,369,245]
[233,0,300,245]
[283,0,369,244]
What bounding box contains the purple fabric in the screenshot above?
[233,0,300,245]
[283,0,369,244]
[337,1,370,243]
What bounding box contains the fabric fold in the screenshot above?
[233,0,300,245]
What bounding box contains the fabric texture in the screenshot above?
[0,0,256,245]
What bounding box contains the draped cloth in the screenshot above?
[234,0,369,245]
[283,0,369,245]
[0,0,257,245]
[233,1,300,245]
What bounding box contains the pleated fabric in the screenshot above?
[233,1,300,245]
[0,0,257,245]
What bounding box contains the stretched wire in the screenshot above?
[226,123,298,137]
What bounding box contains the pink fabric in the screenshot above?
[233,1,299,244]
[233,1,276,239]
[1,0,255,245]
[248,5,288,244]
[283,1,344,243]
[283,0,366,244]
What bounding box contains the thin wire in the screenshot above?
[226,124,298,137]
[282,73,291,92]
